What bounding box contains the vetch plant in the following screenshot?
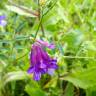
[1,0,96,96]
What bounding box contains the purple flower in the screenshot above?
[37,40,55,49]
[0,15,7,26]
[28,41,58,81]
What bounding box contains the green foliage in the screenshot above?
[0,0,96,96]
[4,71,28,85]
[64,83,74,96]
[61,67,96,89]
[25,81,46,96]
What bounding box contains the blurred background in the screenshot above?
[0,0,96,96]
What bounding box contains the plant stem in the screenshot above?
[34,0,58,39]
[34,14,43,40]
[63,56,95,59]
[34,0,43,39]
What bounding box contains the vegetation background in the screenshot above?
[0,0,96,96]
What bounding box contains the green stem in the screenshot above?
[63,56,95,59]
[34,0,58,39]
[34,13,43,40]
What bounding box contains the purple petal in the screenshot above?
[36,46,42,61]
[37,40,55,49]
[41,50,50,60]
[50,64,58,69]
[30,52,36,65]
[40,61,46,68]
[40,68,47,74]
[0,15,6,20]
[47,43,55,49]
[48,68,55,76]
[37,40,48,46]
[27,67,34,74]
[33,72,41,81]
[51,59,57,63]
[0,20,7,26]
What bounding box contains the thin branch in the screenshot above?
[34,12,43,39]
[40,10,45,37]
[40,19,45,36]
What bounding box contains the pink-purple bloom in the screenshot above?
[28,40,58,81]
[37,40,55,49]
[0,15,7,26]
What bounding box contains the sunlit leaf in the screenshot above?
[6,5,38,17]
[4,71,28,85]
[25,81,46,96]
[61,67,96,89]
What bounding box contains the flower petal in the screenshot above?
[0,15,6,20]
[37,40,55,49]
[37,40,49,46]
[47,43,55,49]
[50,64,58,69]
[33,72,41,81]
[48,68,55,76]
[40,61,46,68]
[27,67,34,74]
[41,68,47,74]
[0,20,7,26]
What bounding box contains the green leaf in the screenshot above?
[64,83,74,96]
[25,81,46,96]
[15,21,26,32]
[15,35,29,41]
[6,5,37,17]
[86,86,96,96]
[44,77,57,88]
[61,67,96,89]
[15,45,25,50]
[0,59,7,72]
[4,71,28,85]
